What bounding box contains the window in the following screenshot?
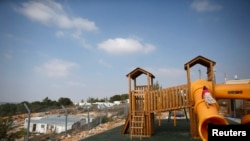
[41,124,45,128]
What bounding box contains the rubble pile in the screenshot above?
[60,118,125,141]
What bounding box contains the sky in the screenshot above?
[0,0,250,103]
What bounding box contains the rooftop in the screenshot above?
[27,115,92,126]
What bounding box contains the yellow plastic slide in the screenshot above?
[191,79,228,141]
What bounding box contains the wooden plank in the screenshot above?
[121,113,130,135]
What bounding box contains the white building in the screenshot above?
[75,99,129,109]
[225,79,250,84]
[113,101,121,105]
[78,102,92,107]
[24,115,94,134]
[93,102,114,108]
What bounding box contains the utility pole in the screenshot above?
[24,103,30,141]
[198,69,201,79]
[87,105,90,130]
[61,105,68,137]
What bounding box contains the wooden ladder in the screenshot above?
[130,111,144,139]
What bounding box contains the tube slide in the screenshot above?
[214,83,250,99]
[214,83,250,125]
[241,114,250,124]
[191,79,228,141]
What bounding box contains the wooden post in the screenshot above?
[147,73,150,90]
[174,110,176,126]
[128,75,131,113]
[134,79,136,90]
[157,95,161,126]
[186,64,196,138]
[151,76,153,90]
[210,62,215,97]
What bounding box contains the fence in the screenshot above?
[1,103,129,141]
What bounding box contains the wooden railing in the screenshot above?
[135,85,150,91]
[131,90,145,112]
[131,84,190,113]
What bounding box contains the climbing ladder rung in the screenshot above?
[131,127,143,129]
[132,121,144,123]
[133,116,144,118]
[130,113,145,139]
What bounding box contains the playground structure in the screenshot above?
[121,55,250,141]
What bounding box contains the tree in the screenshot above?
[0,116,25,140]
[153,80,162,90]
[51,100,60,106]
[16,103,27,114]
[58,97,73,106]
[0,103,17,116]
[98,98,105,102]
[121,94,129,100]
[42,97,52,105]
[87,97,99,103]
[110,95,121,102]
[0,116,13,139]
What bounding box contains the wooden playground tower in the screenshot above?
[184,55,217,139]
[120,56,218,139]
[121,55,250,140]
[121,67,191,139]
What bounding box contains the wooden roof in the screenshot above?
[184,55,216,70]
[126,67,155,80]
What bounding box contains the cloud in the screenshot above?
[98,59,112,68]
[34,59,78,77]
[16,0,97,47]
[191,0,222,12]
[98,38,155,55]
